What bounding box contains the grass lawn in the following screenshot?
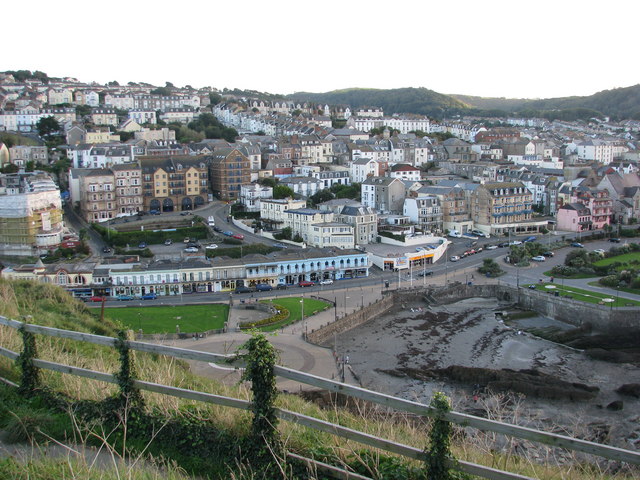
[258,297,331,332]
[526,283,640,308]
[593,251,640,269]
[102,304,228,334]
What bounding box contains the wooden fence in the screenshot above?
[0,315,638,480]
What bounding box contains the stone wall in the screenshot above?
[307,294,395,347]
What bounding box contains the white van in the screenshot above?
[207,216,215,227]
[448,230,462,238]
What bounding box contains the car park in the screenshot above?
[298,280,314,287]
[255,283,273,291]
[140,293,157,300]
[449,255,460,262]
[531,255,546,262]
[234,286,254,294]
[609,238,621,243]
[319,279,334,285]
[571,242,584,248]
[232,233,244,240]
[164,238,173,245]
[138,242,147,248]
[184,247,199,253]
[117,295,135,301]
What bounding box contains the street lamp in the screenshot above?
[300,295,305,338]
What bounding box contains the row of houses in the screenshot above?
[1,247,372,298]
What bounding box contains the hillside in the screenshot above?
[288,87,467,118]
[452,84,640,121]
[0,279,636,480]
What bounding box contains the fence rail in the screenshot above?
[1,315,639,480]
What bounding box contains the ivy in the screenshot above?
[426,392,453,480]
[16,325,40,395]
[237,333,284,476]
[113,330,144,410]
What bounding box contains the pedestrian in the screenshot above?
[550,276,554,283]
[345,355,349,364]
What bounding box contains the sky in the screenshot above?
[4,0,639,99]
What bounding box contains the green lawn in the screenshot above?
[102,304,228,334]
[258,297,331,332]
[526,283,640,307]
[593,252,640,268]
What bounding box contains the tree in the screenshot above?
[291,109,302,117]
[273,185,295,199]
[478,258,503,277]
[259,177,277,188]
[107,80,119,86]
[150,86,172,96]
[36,116,61,138]
[165,81,175,88]
[75,105,92,117]
[209,92,222,105]
[310,189,333,206]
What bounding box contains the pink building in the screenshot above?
[557,203,592,232]
[572,189,612,230]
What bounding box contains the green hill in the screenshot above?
[288,87,468,118]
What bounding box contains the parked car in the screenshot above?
[205,243,218,249]
[448,230,462,238]
[184,247,199,253]
[186,242,199,248]
[234,286,254,294]
[273,242,287,248]
[319,279,334,285]
[542,251,555,257]
[232,233,244,240]
[471,229,490,238]
[255,283,273,292]
[164,238,173,245]
[592,249,605,255]
[418,271,434,277]
[137,211,148,216]
[180,211,192,216]
[89,296,105,302]
[486,245,498,250]
[508,240,522,246]
[449,255,460,262]
[149,210,161,215]
[102,246,111,253]
[498,242,510,248]
[276,283,288,290]
[523,236,537,243]
[117,295,135,301]
[140,293,157,300]
[138,242,147,248]
[571,242,584,248]
[183,237,190,243]
[609,238,621,243]
[531,255,546,262]
[223,231,234,236]
[298,280,314,287]
[462,233,479,240]
[213,226,223,232]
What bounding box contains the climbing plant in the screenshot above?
[426,391,454,480]
[16,325,40,395]
[113,330,144,410]
[238,333,283,475]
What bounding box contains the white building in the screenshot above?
[240,184,273,212]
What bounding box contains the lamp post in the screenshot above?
[343,293,350,316]
[138,312,141,332]
[300,295,305,339]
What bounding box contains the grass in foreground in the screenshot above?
[101,304,228,334]
[526,283,640,307]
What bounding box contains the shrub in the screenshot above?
[599,275,619,287]
[551,265,578,277]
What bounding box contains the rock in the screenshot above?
[606,400,624,411]
[616,384,640,399]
